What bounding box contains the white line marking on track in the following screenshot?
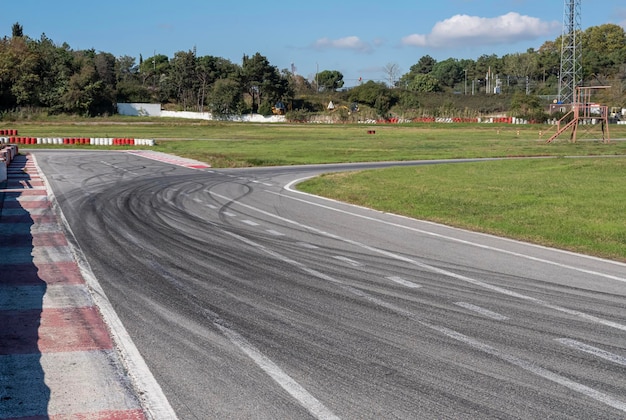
[297,242,319,249]
[267,229,285,236]
[216,325,340,420]
[209,191,626,333]
[454,302,508,320]
[386,276,422,288]
[556,338,626,367]
[222,211,237,217]
[38,156,179,420]
[242,220,260,226]
[281,180,626,283]
[147,258,339,420]
[224,229,626,414]
[333,256,362,267]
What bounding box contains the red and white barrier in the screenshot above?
[0,137,155,146]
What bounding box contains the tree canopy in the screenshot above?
[316,70,344,92]
[0,22,625,117]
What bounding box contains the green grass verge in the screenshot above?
[298,157,626,262]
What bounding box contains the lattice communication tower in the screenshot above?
[558,0,582,104]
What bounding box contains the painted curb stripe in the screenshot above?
[0,307,114,354]
[0,261,85,286]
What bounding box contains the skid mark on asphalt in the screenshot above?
[211,190,626,333]
[223,229,626,414]
[147,259,340,420]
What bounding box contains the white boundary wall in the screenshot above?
[160,110,285,123]
[117,103,162,117]
[117,103,286,123]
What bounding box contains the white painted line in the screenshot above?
[217,325,340,420]
[37,156,179,420]
[297,242,319,249]
[206,204,217,209]
[223,229,626,414]
[386,276,422,288]
[454,302,508,321]
[432,325,626,413]
[280,181,626,283]
[210,190,626,332]
[147,258,338,420]
[556,338,626,367]
[242,220,260,226]
[333,256,363,267]
[267,229,285,236]
[222,211,237,217]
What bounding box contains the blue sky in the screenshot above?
[3,1,625,87]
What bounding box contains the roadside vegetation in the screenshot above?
[1,22,625,122]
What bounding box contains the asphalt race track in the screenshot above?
[33,150,626,419]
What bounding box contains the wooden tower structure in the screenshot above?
[547,86,611,143]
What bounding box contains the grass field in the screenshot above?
[5,118,626,261]
[298,157,626,262]
[7,119,626,167]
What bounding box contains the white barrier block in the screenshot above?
[0,159,7,182]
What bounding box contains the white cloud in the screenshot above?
[402,12,559,48]
[312,36,372,53]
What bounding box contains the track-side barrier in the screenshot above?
[0,144,18,182]
[0,137,155,146]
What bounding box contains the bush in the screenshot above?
[285,109,310,122]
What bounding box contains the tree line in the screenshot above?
[1,22,625,119]
[396,23,626,96]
